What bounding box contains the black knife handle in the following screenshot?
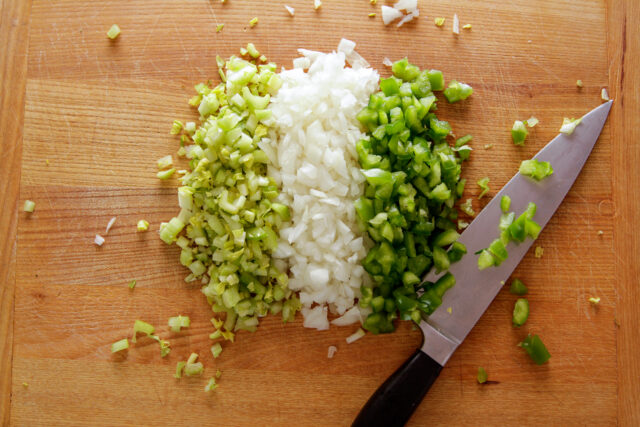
[352,349,443,427]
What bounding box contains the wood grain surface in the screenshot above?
[1,0,638,425]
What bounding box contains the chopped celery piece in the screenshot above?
[511,120,528,145]
[174,361,186,378]
[184,353,204,376]
[249,17,259,27]
[477,367,487,384]
[463,24,472,30]
[157,168,176,180]
[216,24,224,32]
[107,24,121,40]
[500,195,511,213]
[460,198,476,217]
[157,155,173,169]
[434,17,445,26]
[512,298,529,326]
[137,220,149,232]
[128,280,136,289]
[509,278,528,295]
[526,117,539,127]
[368,13,376,17]
[477,177,490,199]
[170,120,183,135]
[519,159,553,181]
[477,249,495,270]
[576,79,583,88]
[211,343,223,358]
[23,200,35,213]
[205,377,218,392]
[443,80,473,103]
[559,117,582,135]
[131,320,155,343]
[588,297,601,305]
[168,315,191,332]
[111,338,129,353]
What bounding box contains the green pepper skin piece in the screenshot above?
[519,334,551,365]
[509,278,528,295]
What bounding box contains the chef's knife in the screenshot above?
[352,101,613,427]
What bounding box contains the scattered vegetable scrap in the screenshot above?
[512,298,529,326]
[601,88,610,101]
[534,246,544,258]
[463,24,472,30]
[588,297,601,305]
[452,14,460,34]
[519,334,550,364]
[519,159,553,181]
[314,0,322,10]
[128,280,136,289]
[23,200,35,213]
[346,328,366,343]
[284,5,294,16]
[94,234,105,246]
[434,17,445,27]
[105,217,117,234]
[184,353,204,376]
[107,24,121,40]
[168,315,190,332]
[137,220,149,232]
[477,367,487,384]
[576,79,583,88]
[559,117,582,135]
[477,177,490,199]
[381,0,419,27]
[111,338,129,353]
[509,278,528,295]
[216,24,224,32]
[327,345,337,358]
[511,120,528,145]
[249,17,258,27]
[205,377,218,392]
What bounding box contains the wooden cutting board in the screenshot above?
[2,0,639,425]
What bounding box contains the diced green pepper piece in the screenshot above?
[509,278,528,295]
[500,195,511,213]
[519,159,554,181]
[519,334,551,365]
[443,80,473,103]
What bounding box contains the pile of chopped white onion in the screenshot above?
[261,40,379,330]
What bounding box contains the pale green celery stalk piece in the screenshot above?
[111,338,129,353]
[137,220,149,231]
[205,378,218,392]
[559,117,582,135]
[128,280,136,289]
[211,343,223,358]
[131,320,155,343]
[246,43,260,58]
[249,17,258,27]
[174,361,186,378]
[168,315,191,332]
[157,155,173,170]
[216,24,224,32]
[170,120,183,135]
[23,200,35,213]
[157,168,176,180]
[107,24,121,40]
[477,177,490,199]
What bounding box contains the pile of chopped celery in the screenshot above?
[354,58,472,333]
[159,45,300,341]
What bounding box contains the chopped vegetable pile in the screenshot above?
[354,58,472,333]
[159,46,301,342]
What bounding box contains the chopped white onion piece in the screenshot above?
[526,117,539,127]
[383,57,393,67]
[601,88,610,101]
[302,306,330,330]
[393,0,417,11]
[381,6,403,25]
[346,328,366,344]
[396,12,416,27]
[284,5,295,16]
[453,14,460,34]
[94,234,105,246]
[337,38,356,55]
[331,306,362,326]
[314,0,322,10]
[327,345,337,358]
[105,217,117,234]
[293,57,311,69]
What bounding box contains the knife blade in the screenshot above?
[352,100,612,427]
